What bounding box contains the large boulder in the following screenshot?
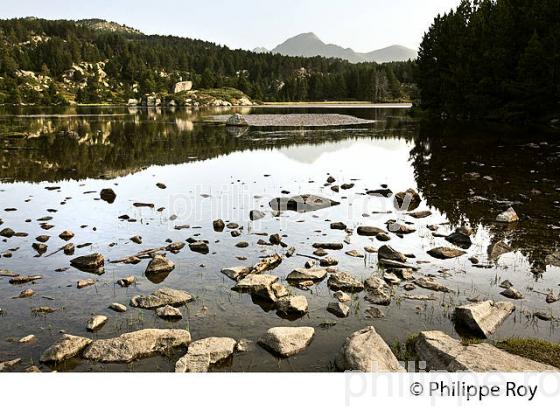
[269,194,340,213]
[130,288,193,309]
[454,300,515,338]
[415,331,557,371]
[175,337,236,372]
[40,334,92,363]
[173,81,193,94]
[258,327,314,357]
[335,326,405,372]
[83,329,191,363]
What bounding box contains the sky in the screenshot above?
[0,0,461,51]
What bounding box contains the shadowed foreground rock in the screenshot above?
[175,337,237,372]
[258,327,314,357]
[335,326,404,372]
[83,329,191,363]
[415,331,558,371]
[454,300,515,338]
[40,334,92,363]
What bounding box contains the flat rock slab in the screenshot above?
[415,331,557,371]
[175,337,237,372]
[454,300,515,338]
[40,334,92,363]
[327,271,364,292]
[286,268,328,282]
[428,247,466,259]
[335,326,405,372]
[258,327,315,357]
[130,288,193,309]
[210,113,375,128]
[269,194,340,213]
[83,329,191,363]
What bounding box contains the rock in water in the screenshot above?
[249,253,282,275]
[500,287,524,300]
[445,231,472,249]
[221,266,251,281]
[269,194,340,213]
[427,247,466,259]
[286,268,327,283]
[415,331,557,371]
[145,255,175,275]
[488,241,513,260]
[213,219,225,232]
[454,300,515,338]
[327,271,364,292]
[40,334,92,363]
[249,210,266,221]
[258,327,314,357]
[226,114,249,127]
[70,253,105,274]
[414,277,451,292]
[335,326,404,372]
[327,301,350,318]
[356,226,386,237]
[175,337,237,372]
[156,305,183,320]
[130,288,193,309]
[394,189,421,211]
[189,241,209,254]
[276,295,309,316]
[86,315,108,332]
[232,274,279,301]
[496,207,519,223]
[378,245,407,262]
[83,329,191,363]
[99,188,116,203]
[109,303,127,313]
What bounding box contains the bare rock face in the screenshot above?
[269,194,340,213]
[415,331,557,371]
[427,247,466,259]
[40,334,93,363]
[258,327,314,357]
[83,329,191,363]
[130,288,193,309]
[454,300,515,338]
[335,326,405,372]
[145,255,175,275]
[496,207,519,223]
[327,271,364,292]
[70,253,105,274]
[175,337,237,372]
[378,245,406,263]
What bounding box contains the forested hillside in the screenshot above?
[0,18,416,105]
[416,0,560,122]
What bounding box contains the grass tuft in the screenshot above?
[495,338,560,368]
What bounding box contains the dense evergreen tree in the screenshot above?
[416,0,560,121]
[0,17,416,104]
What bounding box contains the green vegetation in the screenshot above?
[391,334,419,363]
[496,338,560,368]
[416,0,560,122]
[0,18,416,105]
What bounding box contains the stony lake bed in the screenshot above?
[1,105,560,372]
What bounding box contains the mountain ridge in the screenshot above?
[255,32,417,63]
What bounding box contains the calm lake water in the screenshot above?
[0,105,559,372]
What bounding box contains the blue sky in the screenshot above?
[0,0,461,51]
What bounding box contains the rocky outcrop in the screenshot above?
[83,329,191,363]
[415,331,557,371]
[454,300,515,338]
[335,326,404,372]
[173,81,193,94]
[258,327,314,357]
[40,334,92,363]
[175,337,236,372]
[130,288,193,309]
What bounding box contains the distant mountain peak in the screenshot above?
[268,32,416,63]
